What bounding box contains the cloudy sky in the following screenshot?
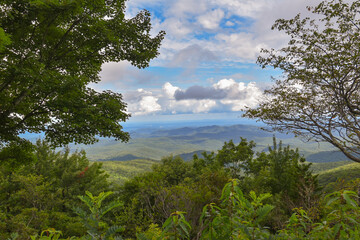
[93,0,321,123]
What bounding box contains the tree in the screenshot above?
[74,191,124,240]
[0,27,10,52]
[215,138,255,178]
[0,140,110,239]
[244,0,360,163]
[0,0,165,146]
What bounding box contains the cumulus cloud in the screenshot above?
[100,0,324,117]
[124,89,162,116]
[198,9,225,30]
[162,98,217,114]
[122,79,263,116]
[99,61,155,88]
[174,85,226,100]
[173,79,263,110]
[169,44,218,67]
[160,18,194,38]
[129,0,324,64]
[163,82,180,98]
[138,96,162,114]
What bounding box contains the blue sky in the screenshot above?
[91,0,321,123]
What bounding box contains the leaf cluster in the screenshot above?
[244,0,360,163]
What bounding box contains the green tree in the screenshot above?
[0,141,110,239]
[196,137,318,230]
[161,211,191,240]
[244,0,360,163]
[278,190,360,239]
[74,191,124,240]
[0,0,165,147]
[118,155,230,238]
[256,138,316,201]
[199,179,274,240]
[215,138,255,179]
[0,27,10,52]
[238,138,319,230]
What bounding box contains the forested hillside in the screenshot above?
[79,124,338,162]
[1,138,360,239]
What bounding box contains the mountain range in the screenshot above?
[71,124,348,163]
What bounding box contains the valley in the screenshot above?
[79,124,357,186]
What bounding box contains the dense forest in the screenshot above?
[1,0,360,239]
[1,138,360,239]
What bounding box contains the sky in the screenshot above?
[91,0,322,124]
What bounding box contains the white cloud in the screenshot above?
[173,79,263,110]
[213,32,268,62]
[122,79,263,116]
[97,0,327,118]
[214,0,267,18]
[213,79,236,90]
[124,89,162,116]
[167,44,218,75]
[100,61,131,83]
[225,21,235,27]
[166,0,208,18]
[160,18,194,38]
[138,96,162,115]
[163,82,180,98]
[219,82,263,111]
[98,61,155,89]
[163,98,217,114]
[137,0,324,64]
[198,9,225,30]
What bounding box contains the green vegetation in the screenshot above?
[1,137,359,239]
[317,163,360,189]
[1,0,360,239]
[0,140,110,239]
[96,152,359,188]
[245,0,360,163]
[0,0,164,151]
[78,124,338,163]
[101,159,157,185]
[310,161,353,174]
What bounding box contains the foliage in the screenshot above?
[1,136,359,239]
[74,191,124,240]
[161,211,191,240]
[117,155,230,238]
[199,179,274,240]
[0,26,10,51]
[30,228,76,240]
[193,137,320,231]
[0,140,110,239]
[278,190,360,239]
[1,137,360,239]
[135,224,162,240]
[244,0,360,163]
[318,163,360,190]
[0,139,36,167]
[215,138,255,178]
[0,0,164,147]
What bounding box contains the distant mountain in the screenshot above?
[98,154,151,162]
[150,124,279,140]
[76,124,341,162]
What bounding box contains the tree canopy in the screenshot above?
[245,0,360,163]
[0,0,165,146]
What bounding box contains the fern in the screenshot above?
[74,191,124,240]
